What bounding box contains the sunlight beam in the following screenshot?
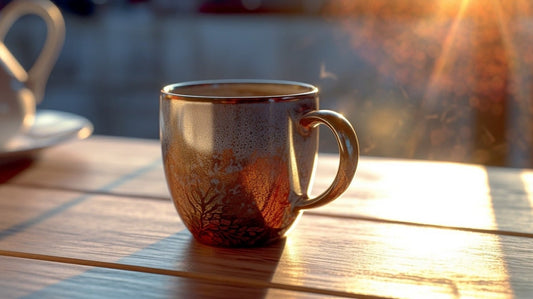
[423,0,471,108]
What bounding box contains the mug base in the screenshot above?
[191,233,287,248]
[186,213,303,248]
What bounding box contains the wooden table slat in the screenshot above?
[0,256,329,299]
[1,136,532,298]
[0,185,531,298]
[6,136,532,235]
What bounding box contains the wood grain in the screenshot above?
[6,136,533,235]
[0,256,328,299]
[314,156,533,235]
[0,184,531,298]
[4,136,166,197]
[1,136,532,298]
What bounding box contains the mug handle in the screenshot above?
[0,0,65,103]
[294,110,359,211]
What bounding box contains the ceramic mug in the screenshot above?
[160,80,359,247]
[0,0,64,147]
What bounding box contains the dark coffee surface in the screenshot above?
[171,82,313,98]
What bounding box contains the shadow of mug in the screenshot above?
[0,0,64,147]
[172,234,286,298]
[0,157,33,182]
[9,230,285,298]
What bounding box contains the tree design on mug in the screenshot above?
[166,147,295,247]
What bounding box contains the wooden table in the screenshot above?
[0,136,532,298]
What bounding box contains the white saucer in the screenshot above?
[0,110,93,164]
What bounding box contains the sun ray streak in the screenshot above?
[423,0,471,109]
[407,0,472,158]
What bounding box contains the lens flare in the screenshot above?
[324,0,533,165]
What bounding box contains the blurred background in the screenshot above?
[4,0,533,167]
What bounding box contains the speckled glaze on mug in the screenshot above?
[160,80,359,247]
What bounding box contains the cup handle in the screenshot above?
[0,0,65,104]
[294,110,359,211]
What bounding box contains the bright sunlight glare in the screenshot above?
[323,0,533,165]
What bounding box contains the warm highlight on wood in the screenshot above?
[0,136,532,298]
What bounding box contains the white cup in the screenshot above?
[0,0,64,147]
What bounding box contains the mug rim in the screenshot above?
[161,79,318,103]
